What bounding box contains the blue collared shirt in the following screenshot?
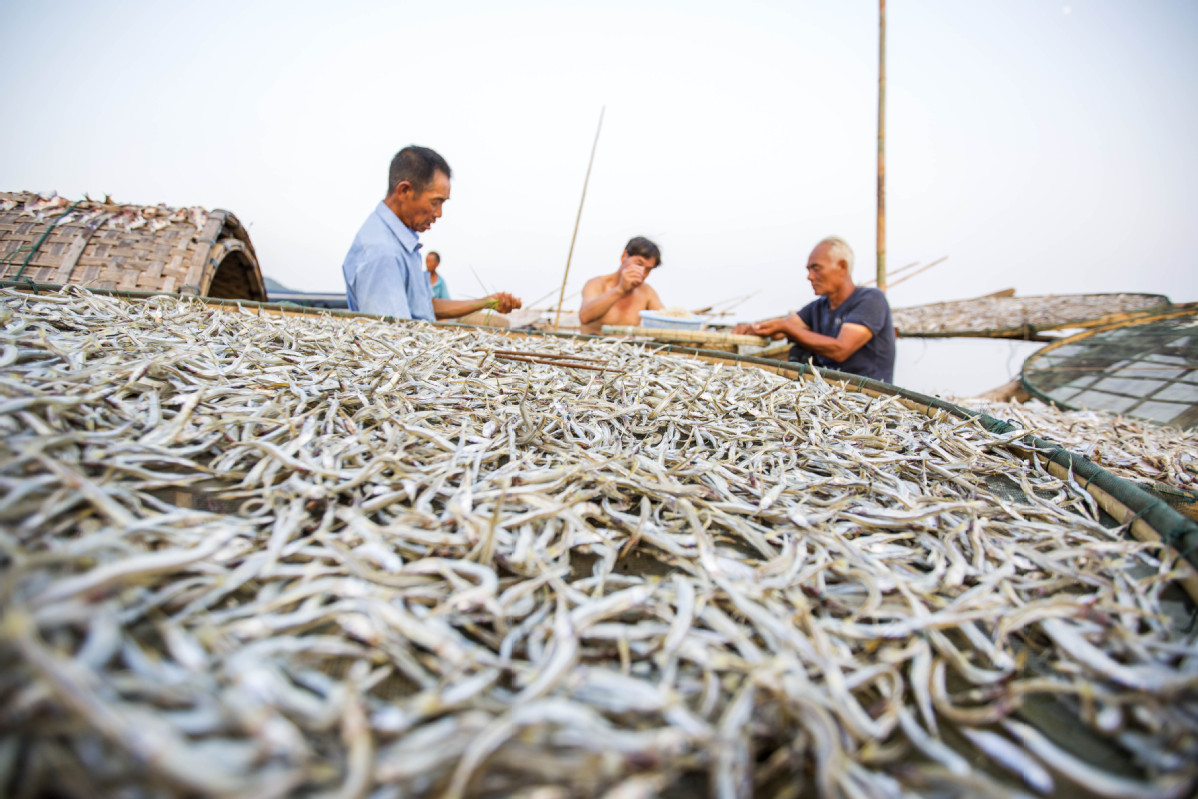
[341,201,435,320]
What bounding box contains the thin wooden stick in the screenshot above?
[692,289,762,316]
[862,260,917,287]
[554,107,605,332]
[495,354,619,372]
[469,263,493,297]
[529,286,581,310]
[1029,364,1193,374]
[886,256,948,289]
[492,349,607,363]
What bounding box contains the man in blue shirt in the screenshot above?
[426,251,450,300]
[734,237,896,382]
[342,146,520,320]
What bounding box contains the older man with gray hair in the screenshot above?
[734,236,895,382]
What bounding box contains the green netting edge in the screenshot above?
[5,279,1196,575]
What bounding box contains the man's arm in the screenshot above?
[433,293,521,320]
[578,278,625,325]
[349,254,413,319]
[578,266,645,325]
[755,314,873,362]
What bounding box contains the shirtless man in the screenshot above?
[578,236,664,335]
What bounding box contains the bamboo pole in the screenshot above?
[876,1,887,293]
[553,107,605,332]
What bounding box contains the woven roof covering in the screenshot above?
[0,191,266,301]
[893,292,1170,338]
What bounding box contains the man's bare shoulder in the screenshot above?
[639,282,664,309]
[582,273,617,296]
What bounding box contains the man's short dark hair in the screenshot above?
[624,236,662,267]
[387,146,451,197]
[426,251,441,264]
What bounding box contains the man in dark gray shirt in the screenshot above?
[734,237,896,382]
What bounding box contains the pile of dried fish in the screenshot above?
[894,294,1165,336]
[952,395,1198,503]
[0,190,208,234]
[2,286,1196,798]
[948,392,1193,524]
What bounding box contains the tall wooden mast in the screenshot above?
[877,0,887,293]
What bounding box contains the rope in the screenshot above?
[4,202,82,282]
[1040,444,1072,469]
[1120,496,1167,534]
[1176,534,1198,562]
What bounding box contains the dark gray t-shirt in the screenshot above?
[790,286,896,383]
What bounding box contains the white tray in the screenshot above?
[639,310,704,330]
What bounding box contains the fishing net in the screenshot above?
[1022,306,1198,430]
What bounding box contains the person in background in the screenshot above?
[733,236,895,382]
[578,236,665,335]
[426,251,450,299]
[341,145,520,320]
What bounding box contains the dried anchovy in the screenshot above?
[955,395,1198,492]
[0,286,1195,799]
[894,293,1163,335]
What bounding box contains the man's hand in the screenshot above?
[616,263,646,294]
[734,314,800,339]
[487,293,522,313]
[752,317,791,339]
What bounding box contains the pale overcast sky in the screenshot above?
[2,1,1195,323]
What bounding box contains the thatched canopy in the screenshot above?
[0,191,266,301]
